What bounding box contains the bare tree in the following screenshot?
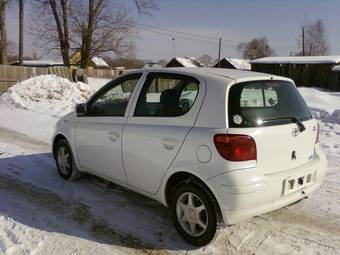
[134,0,158,15]
[7,40,18,63]
[70,0,137,68]
[236,42,247,58]
[297,19,328,56]
[31,0,158,68]
[157,59,168,67]
[30,0,71,66]
[0,0,10,64]
[18,0,23,65]
[198,54,213,67]
[237,37,274,60]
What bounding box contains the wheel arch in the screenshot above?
[52,133,68,159]
[164,171,222,218]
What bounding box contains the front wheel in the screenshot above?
[170,182,222,246]
[55,139,81,181]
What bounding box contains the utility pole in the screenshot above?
[302,26,305,56]
[218,38,221,68]
[172,38,176,58]
[19,0,24,65]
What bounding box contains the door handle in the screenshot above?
[162,138,179,150]
[109,131,119,142]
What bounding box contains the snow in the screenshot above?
[299,87,340,116]
[225,58,251,70]
[0,75,340,254]
[332,65,340,72]
[174,57,203,67]
[251,55,340,64]
[0,75,92,118]
[18,60,64,67]
[91,57,109,67]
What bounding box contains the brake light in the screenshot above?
[315,122,320,144]
[214,134,257,161]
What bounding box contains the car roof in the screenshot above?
[129,67,293,83]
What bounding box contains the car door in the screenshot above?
[122,72,206,194]
[75,73,142,183]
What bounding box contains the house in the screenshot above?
[250,55,340,90]
[213,58,251,70]
[166,57,203,67]
[143,61,163,69]
[70,51,110,69]
[10,60,64,68]
[329,65,340,91]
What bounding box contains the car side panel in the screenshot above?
[122,71,207,194]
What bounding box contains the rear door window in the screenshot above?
[228,80,312,128]
[134,73,199,117]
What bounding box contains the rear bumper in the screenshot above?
[206,146,327,225]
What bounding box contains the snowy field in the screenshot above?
[0,75,340,254]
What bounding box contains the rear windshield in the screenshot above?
[228,80,313,128]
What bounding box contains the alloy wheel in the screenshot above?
[176,192,208,237]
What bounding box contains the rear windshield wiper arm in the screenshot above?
[260,116,306,132]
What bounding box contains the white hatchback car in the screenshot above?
[52,68,326,246]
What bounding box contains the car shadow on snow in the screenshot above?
[0,152,199,253]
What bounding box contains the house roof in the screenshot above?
[168,57,203,67]
[11,60,64,67]
[227,58,251,70]
[91,56,109,67]
[69,51,109,67]
[250,56,340,65]
[215,58,251,70]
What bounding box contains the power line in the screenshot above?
[136,22,298,49]
[136,25,239,48]
[138,26,228,47]
[136,23,240,43]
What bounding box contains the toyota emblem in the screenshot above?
[292,128,300,137]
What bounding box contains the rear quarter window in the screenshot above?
[228,80,313,128]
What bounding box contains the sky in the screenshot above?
[6,0,340,62]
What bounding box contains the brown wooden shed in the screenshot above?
[250,56,340,91]
[213,58,251,70]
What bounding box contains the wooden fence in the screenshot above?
[0,65,126,93]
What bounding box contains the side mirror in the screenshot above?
[76,103,87,116]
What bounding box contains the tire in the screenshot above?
[170,181,222,246]
[55,139,81,181]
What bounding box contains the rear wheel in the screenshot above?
[55,139,81,181]
[170,181,222,246]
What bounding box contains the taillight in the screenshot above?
[315,122,320,144]
[214,134,257,161]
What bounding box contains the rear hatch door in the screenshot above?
[227,79,318,174]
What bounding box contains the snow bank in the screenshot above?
[0,75,93,117]
[299,87,340,124]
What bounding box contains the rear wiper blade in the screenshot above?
[259,116,306,132]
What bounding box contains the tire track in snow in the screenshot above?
[1,119,340,254]
[0,173,168,255]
